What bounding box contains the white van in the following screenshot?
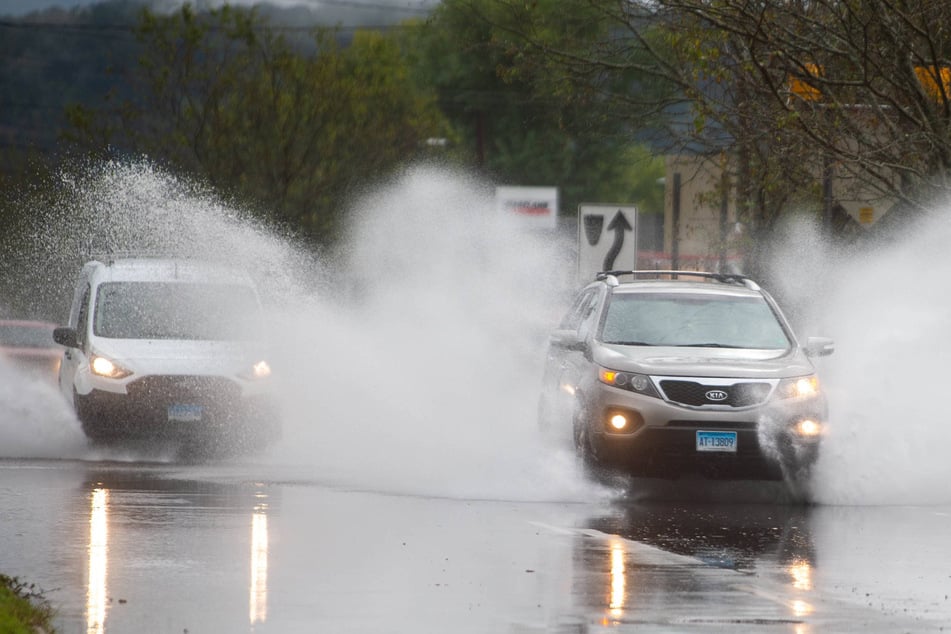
[54,257,279,451]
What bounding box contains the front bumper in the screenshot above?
[75,374,280,443]
[586,383,825,479]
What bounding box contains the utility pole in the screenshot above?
[719,153,730,272]
[671,172,681,270]
[822,154,833,235]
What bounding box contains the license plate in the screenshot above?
[168,404,202,422]
[696,430,737,452]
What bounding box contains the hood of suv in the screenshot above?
[594,342,815,379]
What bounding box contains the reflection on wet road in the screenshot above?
[0,460,949,633]
[87,487,108,634]
[250,494,268,627]
[566,501,818,630]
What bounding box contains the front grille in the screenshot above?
[126,375,241,404]
[666,420,758,430]
[659,380,772,407]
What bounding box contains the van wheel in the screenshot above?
[73,390,106,442]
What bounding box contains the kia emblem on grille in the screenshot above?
[705,390,729,402]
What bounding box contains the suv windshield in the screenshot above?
[93,282,263,341]
[600,292,790,349]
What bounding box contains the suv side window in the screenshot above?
[577,290,602,340]
[560,289,599,332]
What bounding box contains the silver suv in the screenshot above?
[538,271,833,482]
[53,256,280,452]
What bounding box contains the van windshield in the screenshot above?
[93,282,263,341]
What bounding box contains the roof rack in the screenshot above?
[86,251,232,266]
[595,270,760,290]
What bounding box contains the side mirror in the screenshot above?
[550,330,587,352]
[53,327,79,349]
[805,336,834,357]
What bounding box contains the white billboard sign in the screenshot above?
[496,186,558,229]
[578,203,638,281]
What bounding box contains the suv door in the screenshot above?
[538,287,603,432]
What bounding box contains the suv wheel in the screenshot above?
[573,404,605,477]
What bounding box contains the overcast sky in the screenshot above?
[0,0,434,19]
[0,0,90,13]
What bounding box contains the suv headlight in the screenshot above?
[775,375,820,400]
[90,355,133,379]
[598,367,659,397]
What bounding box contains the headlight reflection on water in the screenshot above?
[609,538,626,613]
[788,559,815,626]
[249,493,270,626]
[789,559,813,591]
[600,536,628,625]
[86,487,109,634]
[85,484,271,631]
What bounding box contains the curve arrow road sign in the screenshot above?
[603,210,633,271]
[577,203,638,282]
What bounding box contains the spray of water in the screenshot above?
[267,165,593,500]
[10,158,951,504]
[0,358,87,458]
[1,159,600,501]
[769,211,951,505]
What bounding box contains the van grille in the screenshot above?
[126,375,240,403]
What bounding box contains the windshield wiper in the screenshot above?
[674,343,743,348]
[604,341,655,346]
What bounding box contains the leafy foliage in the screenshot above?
[410,0,666,218]
[0,574,55,634]
[64,5,451,243]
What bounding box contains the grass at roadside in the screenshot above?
[0,574,56,633]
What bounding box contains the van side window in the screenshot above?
[76,285,91,349]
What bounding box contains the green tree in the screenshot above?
[64,5,450,243]
[494,1,951,235]
[409,0,666,220]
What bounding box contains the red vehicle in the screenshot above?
[0,320,62,381]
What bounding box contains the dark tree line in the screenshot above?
[2,1,663,250]
[10,0,945,274]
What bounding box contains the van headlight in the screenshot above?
[241,360,272,380]
[775,375,820,399]
[90,355,133,379]
[252,360,272,379]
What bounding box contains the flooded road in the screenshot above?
[4,161,951,631]
[1,458,949,633]
[3,152,951,633]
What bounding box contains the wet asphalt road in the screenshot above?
[1,458,949,634]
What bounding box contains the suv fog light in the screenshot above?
[603,409,644,434]
[794,419,822,438]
